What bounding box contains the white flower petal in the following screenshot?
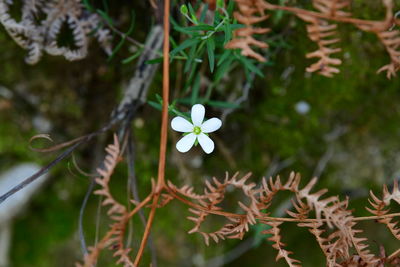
[176,133,196,153]
[171,117,193,132]
[201,118,222,133]
[191,104,205,126]
[198,133,215,154]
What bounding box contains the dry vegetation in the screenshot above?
[77,136,400,267]
[226,0,400,78]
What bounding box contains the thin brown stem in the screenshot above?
[133,0,170,265]
[157,0,170,190]
[133,193,160,266]
[127,193,154,219]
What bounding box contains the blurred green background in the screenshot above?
[1,0,400,266]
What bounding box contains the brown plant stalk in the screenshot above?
[133,0,171,265]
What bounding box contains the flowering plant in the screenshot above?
[171,104,222,154]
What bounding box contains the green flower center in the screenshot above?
[193,126,202,135]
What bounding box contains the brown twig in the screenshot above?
[133,0,170,265]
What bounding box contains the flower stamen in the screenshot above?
[193,126,202,135]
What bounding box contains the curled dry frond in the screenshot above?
[0,0,112,64]
[170,171,386,266]
[296,176,379,265]
[257,172,369,266]
[76,156,400,267]
[68,130,400,267]
[257,172,352,230]
[170,172,261,245]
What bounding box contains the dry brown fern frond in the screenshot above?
[225,0,270,62]
[348,222,379,265]
[376,29,400,79]
[312,0,352,18]
[94,135,126,220]
[225,0,400,78]
[338,255,377,267]
[187,208,246,245]
[167,181,210,200]
[173,171,357,253]
[73,158,400,267]
[296,0,351,77]
[78,135,134,267]
[297,177,352,229]
[298,222,344,266]
[256,172,352,230]
[296,179,375,265]
[256,173,378,266]
[375,0,400,79]
[367,180,400,240]
[170,172,262,245]
[197,173,260,243]
[299,220,379,266]
[263,221,302,267]
[286,198,311,220]
[354,0,400,79]
[255,172,302,210]
[292,178,380,266]
[0,0,111,64]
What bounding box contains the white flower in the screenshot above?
[171,104,222,154]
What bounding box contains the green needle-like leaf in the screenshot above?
[207,38,215,72]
